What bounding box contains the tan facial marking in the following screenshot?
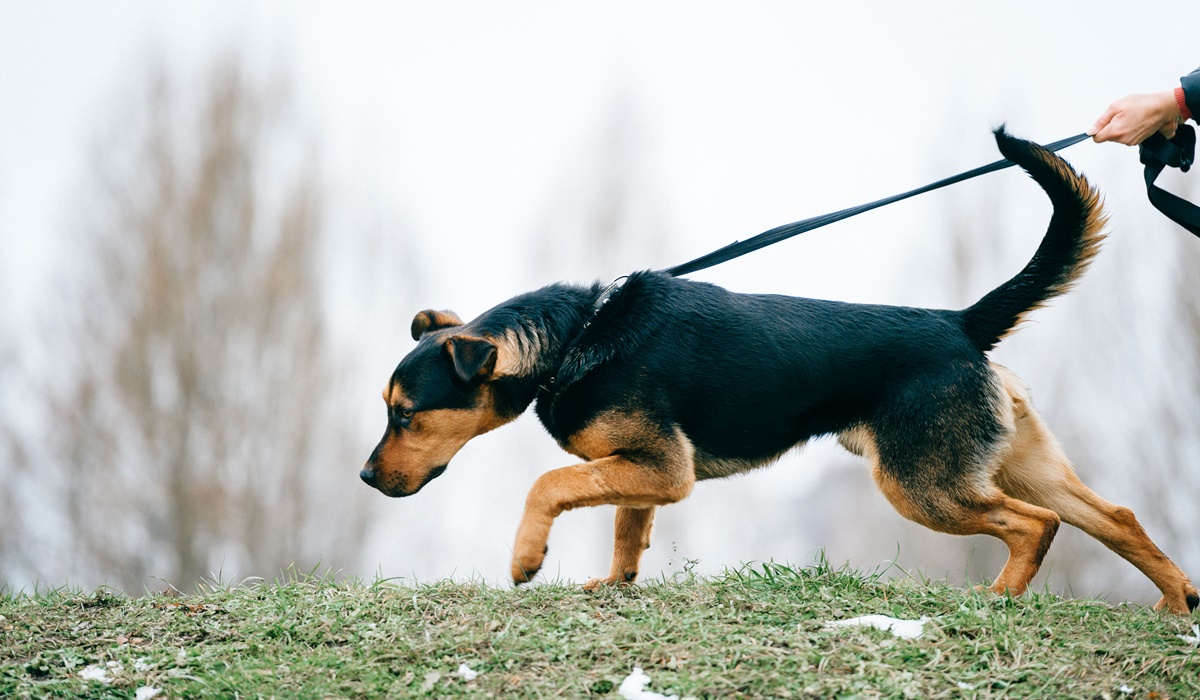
[381,408,483,468]
[384,382,409,407]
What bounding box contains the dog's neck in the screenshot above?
[472,282,603,419]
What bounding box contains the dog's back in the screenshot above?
[546,273,990,478]
[547,129,1106,481]
[367,130,1196,613]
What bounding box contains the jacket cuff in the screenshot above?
[1176,88,1192,122]
[1182,68,1200,123]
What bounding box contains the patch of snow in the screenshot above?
[1179,624,1200,647]
[135,687,162,700]
[456,663,479,681]
[825,614,930,640]
[419,671,441,693]
[618,666,678,700]
[80,665,111,683]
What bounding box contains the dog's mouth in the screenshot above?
[413,464,448,493]
[362,464,449,498]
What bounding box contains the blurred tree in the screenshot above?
[0,342,27,591]
[1139,212,1200,572]
[40,57,370,592]
[531,85,668,282]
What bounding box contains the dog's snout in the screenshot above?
[360,466,378,487]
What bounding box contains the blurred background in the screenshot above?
[2,2,1199,605]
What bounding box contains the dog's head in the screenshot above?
[360,309,514,497]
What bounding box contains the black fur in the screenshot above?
[369,130,1123,592]
[390,130,1098,482]
[959,128,1100,351]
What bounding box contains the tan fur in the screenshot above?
[372,388,512,496]
[989,365,1197,613]
[856,424,1060,597]
[693,445,802,481]
[583,506,657,590]
[837,365,1198,611]
[374,408,481,493]
[512,424,696,583]
[383,382,409,408]
[491,328,544,378]
[561,410,674,462]
[410,309,464,339]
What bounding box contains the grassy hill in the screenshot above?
[2,563,1198,698]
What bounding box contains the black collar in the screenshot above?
[538,275,629,395]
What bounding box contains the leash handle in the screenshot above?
[664,133,1091,278]
[1139,124,1200,237]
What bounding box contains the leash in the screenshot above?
[1139,124,1200,237]
[544,129,1200,399]
[663,128,1200,278]
[663,132,1090,277]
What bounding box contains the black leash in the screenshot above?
[1139,124,1200,237]
[663,128,1200,278]
[663,133,1091,277]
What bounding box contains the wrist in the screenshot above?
[1176,87,1193,122]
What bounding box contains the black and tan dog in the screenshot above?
[362,129,1198,614]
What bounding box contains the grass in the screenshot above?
[2,562,1198,699]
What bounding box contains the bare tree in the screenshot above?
[531,85,669,282]
[0,339,28,591]
[38,57,370,592]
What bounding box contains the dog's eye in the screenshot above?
[391,406,415,426]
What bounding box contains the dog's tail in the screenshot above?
[958,127,1108,353]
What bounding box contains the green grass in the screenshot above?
[2,563,1198,698]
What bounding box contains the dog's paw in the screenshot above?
[1152,582,1200,615]
[511,544,548,586]
[582,571,638,592]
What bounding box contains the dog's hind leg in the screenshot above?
[875,467,1061,596]
[582,506,657,591]
[990,366,1199,614]
[843,422,1062,597]
[843,364,1070,596]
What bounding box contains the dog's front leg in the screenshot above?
[511,456,692,585]
[582,506,656,591]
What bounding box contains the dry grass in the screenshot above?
[2,563,1198,698]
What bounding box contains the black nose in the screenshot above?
[360,467,377,487]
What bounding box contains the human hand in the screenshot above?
[1089,90,1182,145]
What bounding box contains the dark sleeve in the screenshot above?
[1183,67,1200,122]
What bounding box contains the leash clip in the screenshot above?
[583,275,629,329]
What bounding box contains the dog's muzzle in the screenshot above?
[359,464,448,497]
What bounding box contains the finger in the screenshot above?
[1089,105,1119,137]
[1091,123,1115,143]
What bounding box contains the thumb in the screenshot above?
[1089,104,1118,137]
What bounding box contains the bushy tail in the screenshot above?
[959,128,1108,352]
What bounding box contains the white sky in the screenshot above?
[2,1,1198,588]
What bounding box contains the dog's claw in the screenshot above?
[1152,584,1200,615]
[511,553,544,586]
[582,572,637,592]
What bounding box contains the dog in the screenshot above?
[362,129,1198,614]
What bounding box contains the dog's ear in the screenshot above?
[443,336,497,385]
[411,309,464,340]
